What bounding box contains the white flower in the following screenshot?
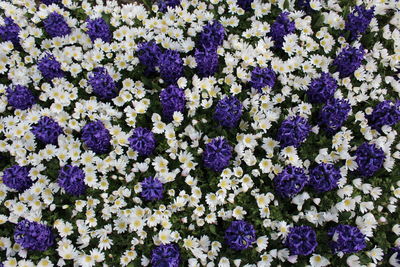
[309,254,329,267]
[366,247,383,264]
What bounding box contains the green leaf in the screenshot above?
[283,0,290,9]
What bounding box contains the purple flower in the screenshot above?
[198,20,225,51]
[41,0,61,4]
[0,17,20,47]
[250,67,276,93]
[88,67,118,100]
[6,85,36,110]
[307,72,337,104]
[224,220,256,251]
[269,12,295,49]
[213,96,243,128]
[151,243,180,267]
[158,49,183,84]
[285,226,317,256]
[203,137,233,172]
[328,225,366,254]
[160,85,186,121]
[355,142,385,177]
[296,0,314,13]
[309,163,341,193]
[389,247,400,266]
[2,165,33,192]
[86,18,112,43]
[57,165,86,196]
[157,0,181,12]
[277,116,311,148]
[345,5,375,41]
[319,98,351,134]
[81,120,111,154]
[43,12,71,38]
[237,0,254,11]
[137,41,162,75]
[366,100,400,130]
[128,127,156,157]
[194,48,219,78]
[37,53,65,81]
[14,220,55,251]
[274,165,308,198]
[31,116,63,145]
[333,45,364,78]
[141,177,164,201]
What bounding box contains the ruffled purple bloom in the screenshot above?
[6,85,36,110]
[198,20,225,51]
[43,12,71,38]
[355,142,385,177]
[86,18,112,43]
[141,177,164,201]
[14,220,55,251]
[157,0,181,12]
[366,100,400,130]
[328,224,366,254]
[88,67,118,100]
[345,5,375,41]
[214,96,243,128]
[194,48,219,78]
[31,116,63,145]
[277,116,311,148]
[274,165,308,198]
[237,0,253,11]
[203,137,232,172]
[137,41,162,75]
[2,165,33,192]
[269,12,295,49]
[224,220,256,251]
[41,0,61,4]
[250,67,276,93]
[285,226,317,256]
[128,127,156,157]
[309,163,341,193]
[333,45,364,78]
[319,98,351,134]
[160,85,186,121]
[81,120,111,154]
[158,49,183,84]
[151,243,180,267]
[37,53,65,81]
[307,72,337,104]
[57,165,86,196]
[0,17,20,46]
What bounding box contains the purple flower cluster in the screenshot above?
[296,0,313,13]
[31,116,63,145]
[285,226,317,256]
[355,142,385,177]
[137,41,162,75]
[213,96,243,128]
[237,0,253,11]
[2,165,33,192]
[81,120,111,154]
[277,116,311,148]
[157,0,181,12]
[366,100,400,130]
[0,17,20,46]
[198,20,225,51]
[41,0,61,5]
[224,220,256,251]
[307,72,337,104]
[37,53,65,81]
[43,12,71,38]
[269,12,295,49]
[250,67,276,93]
[6,85,36,110]
[57,165,86,196]
[274,165,308,198]
[151,243,180,267]
[194,48,219,78]
[333,45,364,78]
[14,220,55,251]
[86,18,112,43]
[309,163,341,193]
[128,127,156,157]
[328,224,366,254]
[160,85,186,121]
[158,49,184,84]
[88,67,118,100]
[140,177,164,201]
[319,98,351,134]
[203,137,233,172]
[345,5,375,41]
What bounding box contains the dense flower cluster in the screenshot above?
[366,100,400,130]
[137,41,161,74]
[194,48,219,78]
[319,98,351,134]
[345,5,375,41]
[6,85,36,110]
[14,220,55,252]
[203,137,232,172]
[57,165,86,196]
[328,225,366,254]
[285,226,318,256]
[355,142,385,177]
[250,67,276,92]
[198,20,225,51]
[277,116,311,148]
[37,53,65,81]
[2,165,32,192]
[86,18,112,43]
[128,127,156,157]
[224,220,256,251]
[157,0,181,12]
[269,12,295,49]
[140,177,164,201]
[0,17,20,46]
[31,116,63,145]
[307,73,337,104]
[309,163,341,193]
[43,12,71,38]
[160,85,186,121]
[158,49,183,84]
[151,243,180,267]
[81,120,111,154]
[237,0,253,11]
[41,0,61,5]
[213,96,243,128]
[88,67,118,100]
[333,45,365,78]
[274,165,308,198]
